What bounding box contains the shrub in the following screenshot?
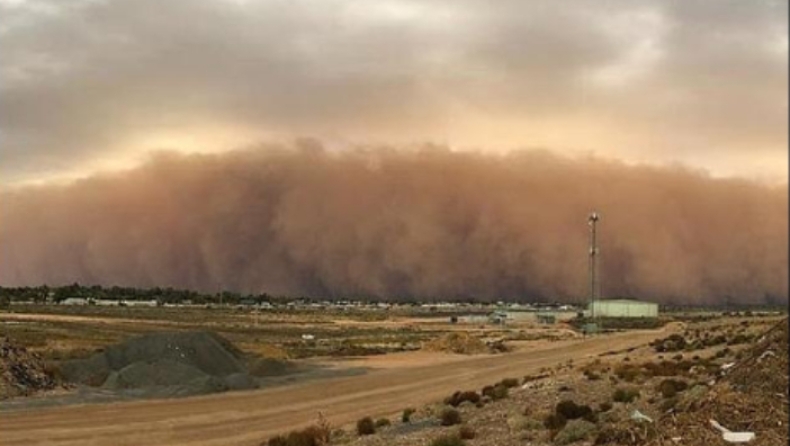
[598,401,613,413]
[583,369,602,380]
[492,384,509,400]
[374,418,391,428]
[659,397,678,413]
[652,334,687,352]
[429,433,465,446]
[508,415,543,432]
[641,361,674,377]
[444,390,481,407]
[401,408,416,423]
[265,424,330,446]
[704,335,727,347]
[543,412,567,430]
[657,379,688,398]
[613,387,640,403]
[554,419,597,445]
[716,347,733,358]
[482,384,509,400]
[555,400,594,421]
[595,424,656,445]
[499,377,520,388]
[459,425,476,439]
[440,408,462,426]
[614,364,640,382]
[356,417,376,436]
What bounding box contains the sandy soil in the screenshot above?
[0,325,678,446]
[0,312,183,327]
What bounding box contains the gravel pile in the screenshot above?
[59,331,260,397]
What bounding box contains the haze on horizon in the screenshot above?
[0,0,787,304]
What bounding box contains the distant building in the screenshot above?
[502,310,534,322]
[458,314,490,324]
[589,298,658,318]
[488,311,508,325]
[123,299,158,307]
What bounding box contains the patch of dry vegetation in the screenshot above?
[335,316,786,446]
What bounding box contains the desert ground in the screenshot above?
[0,306,785,446]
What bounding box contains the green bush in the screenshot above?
[429,433,465,446]
[439,408,462,426]
[356,417,376,436]
[401,408,416,423]
[612,387,640,403]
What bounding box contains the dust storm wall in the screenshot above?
[1,145,786,305]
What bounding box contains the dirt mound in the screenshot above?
[0,337,57,399]
[59,331,257,396]
[423,332,493,355]
[651,318,789,446]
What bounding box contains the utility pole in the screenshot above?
[588,211,600,322]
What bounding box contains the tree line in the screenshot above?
[0,283,275,306]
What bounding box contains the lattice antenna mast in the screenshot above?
[588,212,600,320]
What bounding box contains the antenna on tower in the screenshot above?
[588,211,600,324]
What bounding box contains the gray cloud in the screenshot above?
[0,0,786,184]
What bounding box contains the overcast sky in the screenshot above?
[1,0,787,186]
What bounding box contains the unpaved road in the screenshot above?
[0,326,676,446]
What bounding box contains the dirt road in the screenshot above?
[0,327,675,446]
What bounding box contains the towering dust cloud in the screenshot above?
[1,145,786,305]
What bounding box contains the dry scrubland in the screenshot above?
[266,315,788,446]
[0,304,448,362]
[0,305,786,446]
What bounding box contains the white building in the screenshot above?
[589,298,658,318]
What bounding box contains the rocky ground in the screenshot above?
[0,336,59,399]
[265,316,787,446]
